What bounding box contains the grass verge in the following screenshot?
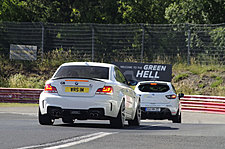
[0,50,225,96]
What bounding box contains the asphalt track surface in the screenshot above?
[1,106,225,149]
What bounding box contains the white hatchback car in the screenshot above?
[135,81,184,123]
[39,62,141,128]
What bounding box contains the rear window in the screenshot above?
[54,66,109,79]
[138,83,169,92]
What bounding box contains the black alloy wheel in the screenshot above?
[110,100,126,128]
[38,108,55,125]
[128,101,141,126]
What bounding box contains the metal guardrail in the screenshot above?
[0,88,43,104]
[181,95,225,114]
[1,88,225,115]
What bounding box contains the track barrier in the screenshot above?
[181,95,225,114]
[0,88,43,104]
[0,88,225,115]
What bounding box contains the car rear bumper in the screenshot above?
[47,106,109,120]
[141,107,179,120]
[39,92,120,118]
[141,108,172,119]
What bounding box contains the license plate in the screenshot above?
[145,107,160,112]
[65,87,89,93]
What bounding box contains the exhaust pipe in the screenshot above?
[94,113,99,117]
[89,113,99,118]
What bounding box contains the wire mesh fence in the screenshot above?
[0,22,224,64]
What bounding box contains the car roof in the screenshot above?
[60,62,114,68]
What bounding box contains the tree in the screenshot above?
[165,0,225,24]
[0,0,123,23]
[71,0,122,23]
[24,0,80,23]
[0,0,29,22]
[118,0,174,24]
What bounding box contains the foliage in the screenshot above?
[198,83,205,88]
[1,51,225,96]
[0,0,224,24]
[209,27,225,48]
[173,73,189,83]
[0,0,122,23]
[0,0,28,21]
[118,0,172,24]
[8,73,45,88]
[0,49,84,89]
[165,0,225,24]
[165,0,209,24]
[172,63,225,96]
[210,76,223,88]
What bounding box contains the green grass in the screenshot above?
[173,73,189,83]
[211,77,223,88]
[173,63,223,75]
[0,49,225,96]
[198,83,205,88]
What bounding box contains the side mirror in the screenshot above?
[178,93,184,99]
[128,80,138,86]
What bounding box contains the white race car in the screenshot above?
[134,81,184,123]
[39,62,141,128]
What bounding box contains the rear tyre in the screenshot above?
[128,101,141,126]
[62,118,75,124]
[110,100,125,128]
[172,110,181,123]
[38,108,55,125]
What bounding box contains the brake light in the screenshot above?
[166,94,177,99]
[44,84,58,93]
[96,86,113,95]
[150,83,157,85]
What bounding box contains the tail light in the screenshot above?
[44,84,58,93]
[166,94,177,99]
[96,86,113,95]
[150,83,157,85]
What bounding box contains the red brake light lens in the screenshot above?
[150,83,157,85]
[96,86,113,95]
[44,84,58,93]
[166,94,177,99]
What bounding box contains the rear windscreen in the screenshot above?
[54,66,109,79]
[138,83,169,92]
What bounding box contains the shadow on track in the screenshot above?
[53,122,179,131]
[135,125,179,130]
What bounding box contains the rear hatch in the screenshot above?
[138,82,171,104]
[51,65,109,97]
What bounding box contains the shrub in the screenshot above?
[8,73,45,89]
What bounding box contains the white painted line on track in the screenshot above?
[17,132,116,149]
[44,132,115,149]
[0,111,37,116]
